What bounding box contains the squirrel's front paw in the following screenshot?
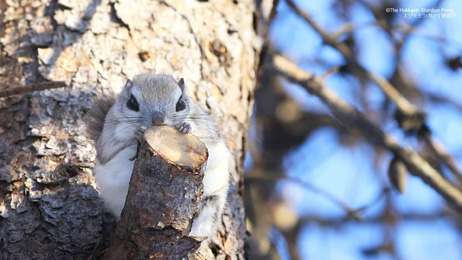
[176,122,191,134]
[135,125,148,141]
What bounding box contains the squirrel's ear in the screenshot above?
[122,79,133,95]
[124,79,133,89]
[178,78,185,92]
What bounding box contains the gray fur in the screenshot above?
[87,74,220,163]
[89,74,230,239]
[85,97,116,142]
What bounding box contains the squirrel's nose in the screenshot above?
[152,117,164,126]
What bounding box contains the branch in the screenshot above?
[246,174,357,217]
[103,126,208,259]
[247,174,389,220]
[284,0,462,185]
[285,0,416,114]
[271,54,462,212]
[302,211,451,227]
[425,91,462,112]
[0,81,67,97]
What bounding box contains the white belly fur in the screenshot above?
[202,140,230,196]
[94,145,136,217]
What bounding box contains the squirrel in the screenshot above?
[85,74,231,238]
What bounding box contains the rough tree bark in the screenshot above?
[104,126,208,259]
[0,0,272,259]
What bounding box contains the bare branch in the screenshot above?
[246,172,389,221]
[425,91,462,112]
[302,211,451,227]
[271,54,462,212]
[423,135,462,184]
[246,174,358,217]
[0,81,67,98]
[284,0,462,185]
[285,0,416,115]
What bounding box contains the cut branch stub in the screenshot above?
[103,126,208,260]
[144,125,208,169]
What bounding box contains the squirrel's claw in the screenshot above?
[176,122,191,134]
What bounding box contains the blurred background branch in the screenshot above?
[272,54,462,210]
[246,0,462,259]
[286,0,462,185]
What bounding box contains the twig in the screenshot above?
[284,0,462,185]
[331,22,381,41]
[364,72,417,115]
[0,81,67,98]
[246,174,361,220]
[271,54,462,212]
[301,211,450,226]
[331,23,357,41]
[423,135,462,184]
[285,0,416,115]
[320,66,339,80]
[424,91,462,112]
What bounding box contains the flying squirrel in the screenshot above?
[85,74,231,238]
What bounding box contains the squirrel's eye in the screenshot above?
[126,95,139,112]
[176,98,186,112]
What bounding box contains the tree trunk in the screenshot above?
[0,0,272,259]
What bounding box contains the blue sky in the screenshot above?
[261,0,462,259]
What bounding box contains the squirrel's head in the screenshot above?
[116,74,191,128]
